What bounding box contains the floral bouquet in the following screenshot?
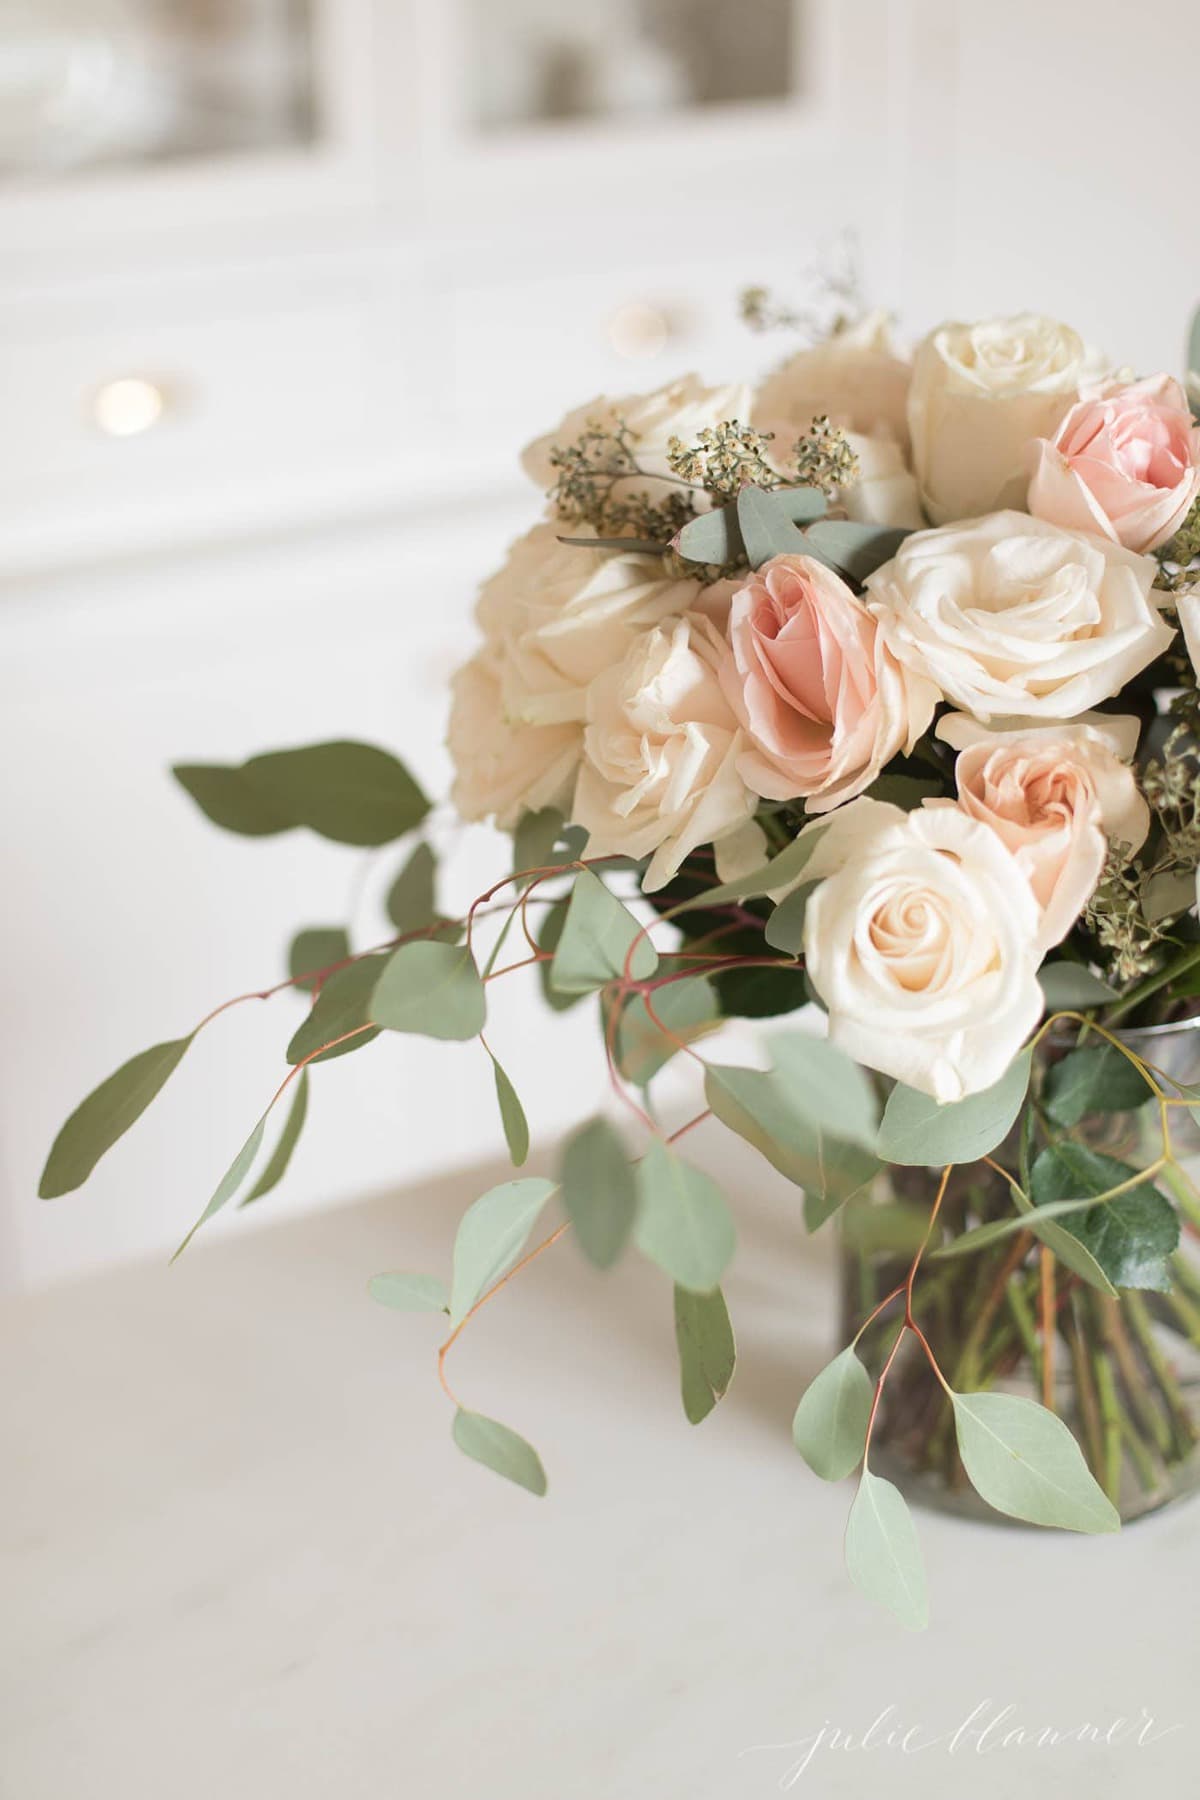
[42,303,1200,1629]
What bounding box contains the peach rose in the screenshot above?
[719,554,938,812]
[1028,374,1200,554]
[935,713,1150,951]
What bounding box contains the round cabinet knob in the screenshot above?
[90,375,170,437]
[606,301,679,361]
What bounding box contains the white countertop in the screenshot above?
[4,1136,1196,1799]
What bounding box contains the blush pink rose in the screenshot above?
[719,554,938,812]
[1028,374,1200,553]
[935,712,1150,951]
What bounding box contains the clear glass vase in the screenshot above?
[840,1015,1200,1524]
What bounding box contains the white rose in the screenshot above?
[866,511,1173,721]
[752,310,912,449]
[841,431,925,530]
[573,612,756,891]
[476,524,702,727]
[447,651,580,829]
[521,372,752,508]
[935,712,1150,951]
[908,314,1106,523]
[800,798,1044,1103]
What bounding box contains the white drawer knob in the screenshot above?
[90,375,168,437]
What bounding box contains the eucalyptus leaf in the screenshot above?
[242,1069,309,1205]
[951,1390,1119,1532]
[242,741,430,847]
[681,825,827,911]
[370,941,486,1041]
[549,870,658,994]
[559,1117,638,1269]
[705,1063,879,1229]
[1043,1044,1154,1127]
[447,1177,557,1326]
[792,1345,874,1481]
[877,1050,1032,1167]
[367,1270,449,1313]
[487,1050,529,1167]
[674,501,740,566]
[288,927,350,993]
[452,1409,547,1496]
[1005,1177,1118,1296]
[801,519,909,582]
[1030,1145,1178,1291]
[40,1035,194,1199]
[674,1284,736,1424]
[768,1032,880,1152]
[1141,867,1197,923]
[172,1116,266,1261]
[633,1139,736,1293]
[1038,963,1120,1010]
[556,534,669,554]
[612,975,720,1087]
[737,484,810,567]
[286,955,385,1064]
[512,806,567,883]
[865,774,943,811]
[172,763,291,836]
[537,897,583,1013]
[845,1471,928,1631]
[763,882,816,955]
[385,842,437,932]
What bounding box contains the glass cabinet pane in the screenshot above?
[468,0,799,133]
[0,0,317,181]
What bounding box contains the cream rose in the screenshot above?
[447,652,580,829]
[720,554,938,811]
[908,314,1105,523]
[935,713,1150,951]
[866,511,1173,721]
[573,612,756,891]
[476,524,702,727]
[800,799,1044,1103]
[521,373,752,508]
[752,310,912,449]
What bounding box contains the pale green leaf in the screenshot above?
[448,1177,557,1326]
[1030,1145,1178,1291]
[172,1117,266,1261]
[452,1409,547,1496]
[370,941,486,1041]
[242,1070,309,1205]
[549,870,658,994]
[792,1345,874,1481]
[768,1032,880,1152]
[705,1063,879,1228]
[634,1139,736,1293]
[612,976,720,1087]
[762,882,816,955]
[487,1048,530,1167]
[512,807,586,884]
[1042,1044,1153,1128]
[367,1270,449,1313]
[1038,963,1120,1010]
[845,1471,928,1630]
[738,484,810,566]
[559,1117,638,1269]
[242,740,429,846]
[288,927,350,992]
[802,518,909,582]
[674,1285,736,1424]
[951,1390,1119,1532]
[286,955,385,1064]
[681,825,827,911]
[172,763,291,836]
[877,1050,1032,1167]
[40,1035,193,1199]
[385,842,437,931]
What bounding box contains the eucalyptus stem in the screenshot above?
[1123,1291,1198,1458]
[1092,1349,1124,1505]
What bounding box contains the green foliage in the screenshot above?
[370,941,486,1041]
[1042,1044,1153,1128]
[242,1070,309,1205]
[792,1346,874,1481]
[447,1177,557,1326]
[768,1033,880,1151]
[802,518,909,583]
[705,1062,879,1229]
[286,955,385,1064]
[559,1117,638,1269]
[512,806,586,885]
[367,1271,449,1313]
[877,1051,1032,1167]
[762,882,815,955]
[681,825,827,911]
[845,1471,928,1631]
[452,1409,547,1496]
[951,1391,1119,1532]
[1038,964,1120,1010]
[172,1116,266,1260]
[288,927,350,992]
[1030,1145,1179,1291]
[536,897,583,1013]
[610,976,720,1087]
[673,480,827,571]
[633,1139,736,1293]
[40,1035,193,1199]
[175,741,429,847]
[487,1049,529,1167]
[385,842,437,932]
[549,870,658,995]
[674,1285,736,1424]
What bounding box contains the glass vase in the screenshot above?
[841,1015,1200,1523]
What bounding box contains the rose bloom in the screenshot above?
[720,553,938,812]
[799,798,1044,1103]
[866,511,1173,721]
[1028,374,1200,553]
[447,652,580,829]
[573,612,756,891]
[521,372,751,509]
[476,524,702,727]
[935,712,1150,951]
[908,314,1105,523]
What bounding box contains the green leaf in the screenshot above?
[385,842,437,931]
[559,1117,638,1269]
[242,1070,309,1205]
[877,1051,1032,1167]
[367,1270,449,1313]
[762,882,816,955]
[792,1345,874,1481]
[286,955,385,1064]
[370,941,486,1041]
[557,533,669,554]
[840,1198,933,1258]
[737,484,810,566]
[241,741,430,847]
[536,897,583,1013]
[674,1284,736,1424]
[674,501,741,567]
[633,1139,736,1293]
[1030,1145,1179,1291]
[951,1390,1119,1532]
[801,519,909,582]
[705,1063,879,1229]
[675,486,828,569]
[40,1036,194,1199]
[681,825,828,911]
[487,1049,530,1167]
[611,976,720,1087]
[768,1032,880,1152]
[1006,1177,1119,1296]
[288,927,350,992]
[172,1117,266,1261]
[845,1471,928,1630]
[549,870,658,994]
[452,1409,547,1496]
[512,806,584,884]
[1038,964,1120,1010]
[1141,867,1196,923]
[864,774,943,811]
[1042,1044,1153,1128]
[448,1177,557,1325]
[173,763,292,836]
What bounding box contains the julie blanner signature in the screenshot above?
[742,1701,1184,1788]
